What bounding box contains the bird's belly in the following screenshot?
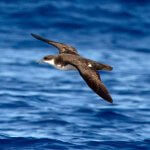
[55,64,76,70]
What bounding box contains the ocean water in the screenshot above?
[0,0,150,149]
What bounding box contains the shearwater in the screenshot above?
[31,33,113,103]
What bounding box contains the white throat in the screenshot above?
[44,59,55,66]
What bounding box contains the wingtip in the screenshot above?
[109,98,113,103]
[109,66,113,71]
[31,33,34,36]
[103,95,113,103]
[30,33,52,44]
[105,98,113,103]
[31,33,38,38]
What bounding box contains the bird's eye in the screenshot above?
[44,56,49,60]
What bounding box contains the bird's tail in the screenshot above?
[95,63,113,71]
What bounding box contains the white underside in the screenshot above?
[56,64,76,70]
[44,59,76,70]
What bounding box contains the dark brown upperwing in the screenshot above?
[31,33,79,55]
[62,55,113,103]
[78,67,113,103]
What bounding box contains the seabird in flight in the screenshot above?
[31,33,113,103]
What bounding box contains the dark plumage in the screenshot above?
[31,33,113,103]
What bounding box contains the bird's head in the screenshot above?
[41,55,56,66]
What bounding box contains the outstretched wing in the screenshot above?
[62,55,113,103]
[31,33,79,55]
[78,67,113,103]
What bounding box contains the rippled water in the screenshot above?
[0,0,150,149]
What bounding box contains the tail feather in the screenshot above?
[96,63,113,71]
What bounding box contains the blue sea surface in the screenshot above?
[0,0,150,149]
